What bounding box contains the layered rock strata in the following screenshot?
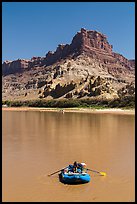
[2,28,135,101]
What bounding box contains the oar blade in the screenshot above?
[100,172,106,176]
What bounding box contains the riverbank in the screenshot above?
[2,107,135,115]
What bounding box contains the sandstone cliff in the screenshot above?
[2,28,135,101]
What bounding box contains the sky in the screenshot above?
[2,2,135,62]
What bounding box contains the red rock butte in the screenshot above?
[2,28,135,101]
[2,28,134,75]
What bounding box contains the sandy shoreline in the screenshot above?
[2,107,135,115]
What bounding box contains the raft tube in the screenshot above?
[59,172,91,184]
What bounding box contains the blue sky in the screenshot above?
[2,2,135,61]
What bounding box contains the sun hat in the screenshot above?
[81,162,86,166]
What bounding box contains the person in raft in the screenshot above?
[73,161,87,173]
[80,162,87,173]
[72,161,78,172]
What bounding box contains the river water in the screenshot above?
[2,109,135,202]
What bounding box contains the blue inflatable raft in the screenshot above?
[59,171,90,184]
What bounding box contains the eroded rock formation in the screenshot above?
[2,28,135,101]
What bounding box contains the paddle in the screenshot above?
[48,166,68,176]
[85,168,106,176]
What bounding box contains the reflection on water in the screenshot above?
[2,110,135,202]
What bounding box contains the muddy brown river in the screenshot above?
[2,109,135,202]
